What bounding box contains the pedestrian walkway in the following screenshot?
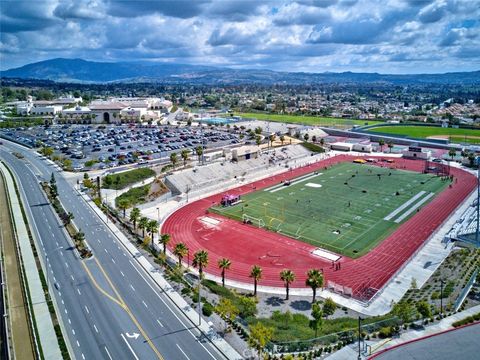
[0,162,63,360]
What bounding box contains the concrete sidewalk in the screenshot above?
[79,189,243,360]
[0,162,62,360]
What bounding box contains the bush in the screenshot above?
[102,168,155,190]
[202,302,214,317]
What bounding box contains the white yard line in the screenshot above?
[383,191,426,221]
[394,192,435,223]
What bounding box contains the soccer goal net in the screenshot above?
[242,214,266,228]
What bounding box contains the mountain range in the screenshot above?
[2,58,479,85]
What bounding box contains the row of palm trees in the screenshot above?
[128,208,325,301]
[171,242,324,302]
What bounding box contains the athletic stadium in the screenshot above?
[163,154,476,302]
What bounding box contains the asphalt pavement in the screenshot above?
[0,141,230,360]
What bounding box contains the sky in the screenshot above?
[1,0,479,74]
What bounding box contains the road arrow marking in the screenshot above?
[125,332,140,340]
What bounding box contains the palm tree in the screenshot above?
[173,242,188,267]
[218,258,231,287]
[195,146,203,163]
[306,269,324,303]
[130,207,141,230]
[378,139,385,152]
[117,198,130,217]
[448,148,457,161]
[159,233,171,254]
[192,250,209,279]
[170,152,178,169]
[181,149,190,167]
[280,269,296,300]
[250,265,262,296]
[138,216,149,238]
[269,134,276,148]
[147,220,159,242]
[280,135,285,145]
[387,141,394,153]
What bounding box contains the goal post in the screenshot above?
[242,213,265,228]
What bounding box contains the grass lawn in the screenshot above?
[115,184,150,207]
[211,162,446,258]
[236,112,381,128]
[102,168,155,190]
[368,126,480,144]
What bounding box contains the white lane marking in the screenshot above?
[84,306,90,314]
[81,353,85,360]
[55,241,59,246]
[53,276,57,282]
[142,300,148,308]
[77,288,81,295]
[68,318,71,324]
[120,333,139,360]
[156,319,164,328]
[120,271,125,277]
[130,284,135,291]
[105,346,113,360]
[71,275,75,281]
[61,299,64,305]
[94,324,99,333]
[60,252,64,257]
[176,344,191,360]
[65,309,68,314]
[112,258,116,264]
[128,260,217,359]
[104,249,108,254]
[76,340,80,347]
[65,262,69,268]
[72,329,75,335]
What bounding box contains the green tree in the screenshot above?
[387,141,394,153]
[170,152,178,169]
[448,148,457,161]
[159,233,171,254]
[269,134,276,147]
[103,174,113,188]
[65,212,74,225]
[117,198,130,217]
[238,296,257,317]
[250,265,262,296]
[393,301,416,323]
[248,322,274,359]
[192,250,209,279]
[322,297,336,318]
[215,298,239,331]
[255,135,262,146]
[280,269,295,300]
[218,258,231,287]
[416,301,432,319]
[254,126,263,135]
[147,220,159,242]
[130,207,141,229]
[181,149,190,166]
[378,139,385,152]
[309,302,323,337]
[173,242,188,267]
[138,216,149,238]
[306,269,324,303]
[195,146,203,163]
[40,146,54,157]
[304,133,309,141]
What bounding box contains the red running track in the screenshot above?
[163,155,476,300]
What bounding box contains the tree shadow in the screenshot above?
[265,296,285,307]
[290,300,311,311]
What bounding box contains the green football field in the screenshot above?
[211,162,447,258]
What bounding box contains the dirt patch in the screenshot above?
[0,174,36,359]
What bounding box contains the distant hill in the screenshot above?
[2,58,479,85]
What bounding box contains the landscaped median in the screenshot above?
[0,161,65,359]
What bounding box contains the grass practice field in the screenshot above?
[369,126,480,144]
[236,112,383,128]
[211,162,447,258]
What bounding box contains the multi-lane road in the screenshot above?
[0,140,230,360]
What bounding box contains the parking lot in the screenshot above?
[1,124,241,171]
